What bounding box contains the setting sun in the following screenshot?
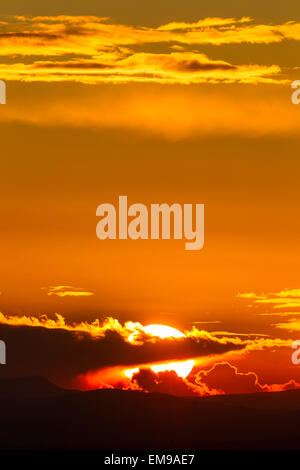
[125,324,195,379]
[143,324,185,339]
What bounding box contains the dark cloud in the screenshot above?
[174,60,237,72]
[196,362,262,394]
[34,61,115,70]
[131,368,213,396]
[0,323,244,387]
[0,32,61,40]
[195,362,300,395]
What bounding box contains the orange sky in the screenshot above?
[0,84,300,330]
[0,1,300,394]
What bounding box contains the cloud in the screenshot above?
[0,313,292,352]
[184,325,291,351]
[263,379,300,392]
[77,365,221,396]
[259,312,300,317]
[0,15,297,85]
[195,362,300,395]
[0,313,246,387]
[238,289,300,309]
[0,313,297,396]
[43,286,94,297]
[196,362,263,394]
[0,312,145,343]
[1,15,300,56]
[80,361,300,397]
[157,17,252,31]
[130,368,219,397]
[272,319,300,332]
[1,83,300,140]
[0,52,282,85]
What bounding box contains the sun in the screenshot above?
[125,324,195,379]
[143,324,185,339]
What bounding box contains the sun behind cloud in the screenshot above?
[125,324,195,379]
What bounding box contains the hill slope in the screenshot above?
[0,377,300,449]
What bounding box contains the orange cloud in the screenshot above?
[263,379,300,392]
[42,286,94,297]
[43,286,94,297]
[0,312,293,351]
[1,313,297,395]
[77,360,300,397]
[259,312,300,317]
[76,362,221,396]
[157,17,252,31]
[196,361,300,395]
[272,319,300,332]
[196,362,263,394]
[0,52,282,85]
[1,15,300,56]
[130,368,219,396]
[0,15,298,85]
[238,289,300,309]
[0,312,146,344]
[184,325,292,351]
[1,84,299,140]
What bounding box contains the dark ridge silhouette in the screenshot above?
[0,376,73,400]
[0,376,300,450]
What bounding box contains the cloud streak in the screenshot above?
[80,360,300,397]
[1,84,300,140]
[0,313,248,388]
[0,52,282,85]
[272,319,300,332]
[0,15,297,85]
[238,289,300,309]
[2,15,300,53]
[43,286,94,297]
[196,361,300,395]
[0,313,297,396]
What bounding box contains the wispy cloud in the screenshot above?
[1,84,300,140]
[238,289,300,309]
[2,15,300,54]
[259,312,300,317]
[195,361,300,395]
[43,286,94,297]
[0,15,296,85]
[0,52,282,85]
[272,319,300,332]
[0,312,292,351]
[0,312,296,395]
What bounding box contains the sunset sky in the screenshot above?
[0,0,300,396]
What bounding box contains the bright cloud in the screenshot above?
[43,286,94,297]
[0,15,297,85]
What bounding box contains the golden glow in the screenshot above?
[150,360,195,378]
[125,324,195,379]
[143,324,185,339]
[0,16,299,85]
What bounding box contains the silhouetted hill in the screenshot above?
[0,377,300,449]
[0,376,71,400]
